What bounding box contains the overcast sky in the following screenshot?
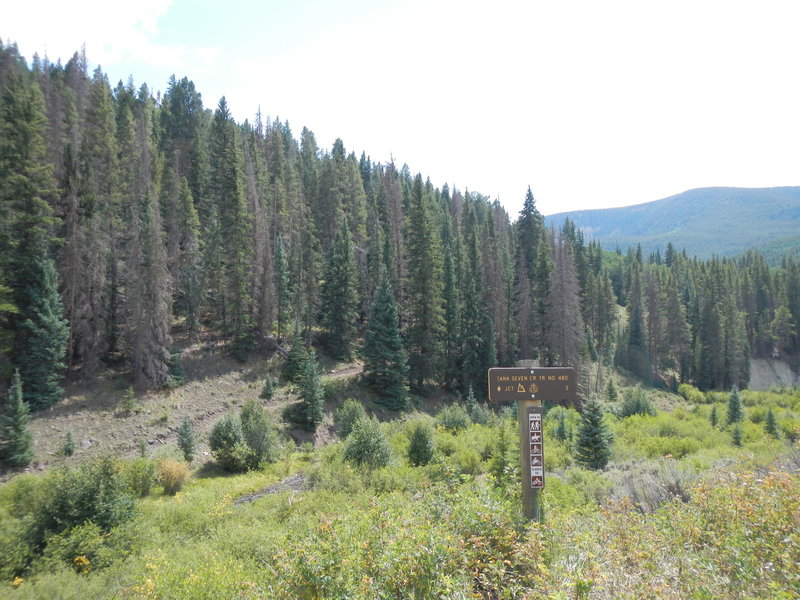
[5,0,800,216]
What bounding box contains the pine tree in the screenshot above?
[319,218,359,359]
[283,326,310,383]
[710,404,718,428]
[516,186,543,279]
[0,70,64,391]
[545,231,584,369]
[405,175,445,390]
[626,260,649,379]
[554,408,570,442]
[208,97,253,346]
[407,420,434,466]
[764,408,779,438]
[731,422,743,447]
[575,398,613,470]
[177,417,195,462]
[727,385,743,426]
[17,257,69,409]
[460,202,496,394]
[533,228,554,363]
[0,371,34,467]
[361,276,409,410]
[175,177,202,330]
[65,68,116,376]
[299,350,324,429]
[274,234,291,341]
[606,378,619,403]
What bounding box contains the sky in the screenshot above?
[4,0,800,217]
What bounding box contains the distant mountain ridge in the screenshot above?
[544,187,800,262]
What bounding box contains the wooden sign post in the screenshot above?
[488,366,577,521]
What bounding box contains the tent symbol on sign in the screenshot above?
[517,383,526,393]
[531,456,542,466]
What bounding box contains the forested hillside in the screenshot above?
[546,186,800,262]
[1,40,799,419]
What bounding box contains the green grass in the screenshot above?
[2,387,798,599]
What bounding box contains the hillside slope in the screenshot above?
[545,186,800,260]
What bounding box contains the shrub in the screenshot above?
[454,447,482,477]
[678,383,705,404]
[608,459,695,512]
[125,457,157,497]
[436,404,471,433]
[565,467,613,505]
[343,417,392,468]
[209,413,251,473]
[407,420,435,466]
[240,399,278,467]
[334,398,367,438]
[38,521,111,574]
[469,403,493,426]
[24,457,136,554]
[158,459,189,495]
[620,387,655,418]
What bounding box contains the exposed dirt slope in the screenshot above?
[3,327,361,480]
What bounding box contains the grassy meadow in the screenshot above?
[1,384,799,599]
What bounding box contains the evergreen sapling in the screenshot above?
[0,371,34,467]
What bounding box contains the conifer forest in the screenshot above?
[1,41,799,599]
[2,40,798,404]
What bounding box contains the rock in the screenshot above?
[81,440,91,449]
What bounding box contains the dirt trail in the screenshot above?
[233,472,310,505]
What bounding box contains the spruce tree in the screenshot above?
[731,422,743,447]
[319,218,359,359]
[710,404,718,428]
[283,326,310,383]
[208,97,253,346]
[0,371,34,468]
[300,350,324,429]
[727,385,743,426]
[407,420,435,466]
[575,398,613,470]
[17,258,68,409]
[274,234,291,341]
[177,417,195,462]
[405,175,445,390]
[606,378,619,403]
[764,408,779,438]
[554,408,570,442]
[361,276,409,410]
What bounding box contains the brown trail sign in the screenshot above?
[487,366,577,521]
